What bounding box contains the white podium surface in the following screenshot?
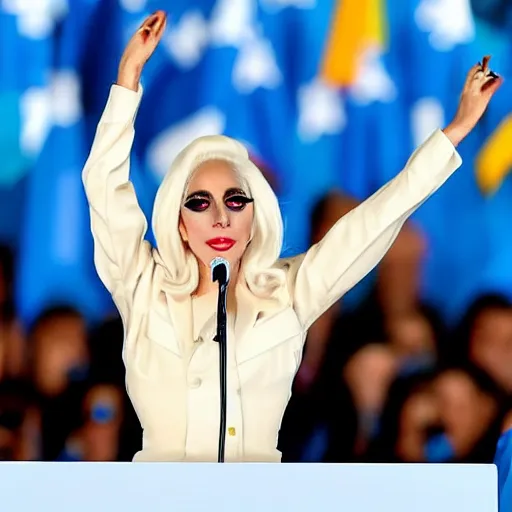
[0,462,498,511]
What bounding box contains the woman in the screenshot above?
[82,11,502,462]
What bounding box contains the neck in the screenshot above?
[194,259,241,297]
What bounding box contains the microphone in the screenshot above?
[210,257,230,287]
[210,257,229,463]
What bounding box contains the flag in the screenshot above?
[476,115,512,195]
[0,0,68,184]
[0,2,61,249]
[314,0,410,198]
[16,0,110,326]
[321,0,387,88]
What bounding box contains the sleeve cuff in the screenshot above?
[100,83,143,124]
[409,128,463,185]
[428,128,463,167]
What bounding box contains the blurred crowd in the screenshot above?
[1,188,511,463]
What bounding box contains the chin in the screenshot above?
[210,252,242,270]
[194,245,244,272]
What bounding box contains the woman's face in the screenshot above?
[179,159,254,273]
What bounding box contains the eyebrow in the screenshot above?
[184,190,211,202]
[184,188,248,202]
[224,188,248,198]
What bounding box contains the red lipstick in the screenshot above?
[206,237,236,252]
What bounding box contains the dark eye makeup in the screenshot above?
[184,188,254,212]
[183,197,210,212]
[224,194,254,211]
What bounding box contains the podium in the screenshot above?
[0,462,498,511]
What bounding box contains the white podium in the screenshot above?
[0,462,498,511]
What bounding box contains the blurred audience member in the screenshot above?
[385,305,443,373]
[30,306,89,398]
[295,190,428,392]
[284,189,435,460]
[0,245,26,381]
[432,366,507,462]
[28,306,89,460]
[88,316,142,460]
[59,383,124,461]
[343,343,399,454]
[368,371,434,462]
[0,380,41,460]
[454,294,512,392]
[371,365,507,463]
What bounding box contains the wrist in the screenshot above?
[117,62,142,92]
[442,121,471,147]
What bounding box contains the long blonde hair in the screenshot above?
[151,135,286,298]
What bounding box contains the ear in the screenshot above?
[179,217,188,242]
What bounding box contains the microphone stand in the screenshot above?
[212,260,229,463]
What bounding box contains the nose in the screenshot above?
[213,203,230,228]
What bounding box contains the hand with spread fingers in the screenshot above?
[117,10,167,91]
[444,55,503,146]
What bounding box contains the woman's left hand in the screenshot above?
[444,56,503,146]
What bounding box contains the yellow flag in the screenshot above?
[476,115,512,194]
[321,0,387,87]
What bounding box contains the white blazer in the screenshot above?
[82,84,462,462]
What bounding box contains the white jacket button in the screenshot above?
[188,377,202,389]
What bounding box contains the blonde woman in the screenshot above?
[82,11,502,462]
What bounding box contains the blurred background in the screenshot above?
[0,0,512,463]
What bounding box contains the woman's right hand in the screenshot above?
[443,56,502,146]
[117,10,167,91]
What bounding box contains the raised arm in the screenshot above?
[290,58,503,329]
[82,11,167,308]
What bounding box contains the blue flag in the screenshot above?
[16,0,110,326]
